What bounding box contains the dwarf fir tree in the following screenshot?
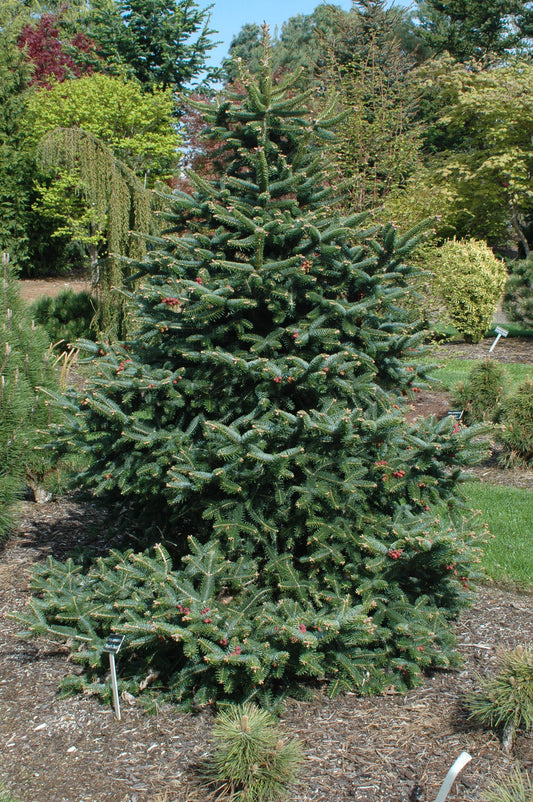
[23,44,491,708]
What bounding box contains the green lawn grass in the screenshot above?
[427,359,533,393]
[431,323,533,339]
[463,481,533,590]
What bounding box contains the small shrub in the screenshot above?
[499,377,533,466]
[454,359,505,424]
[504,258,533,328]
[429,238,507,343]
[484,765,533,802]
[30,289,96,349]
[465,645,533,752]
[209,703,303,801]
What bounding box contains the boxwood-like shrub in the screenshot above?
[429,239,507,343]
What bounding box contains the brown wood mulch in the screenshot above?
[1,497,532,802]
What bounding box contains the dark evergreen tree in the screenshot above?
[20,46,490,708]
[0,254,59,542]
[415,0,533,60]
[88,0,217,91]
[0,2,35,269]
[223,23,265,83]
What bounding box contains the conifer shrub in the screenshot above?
[465,646,533,752]
[454,359,505,424]
[208,703,302,801]
[0,253,60,542]
[428,239,507,343]
[504,257,533,328]
[30,289,96,350]
[499,377,533,466]
[15,48,492,708]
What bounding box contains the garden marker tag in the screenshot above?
[489,326,508,354]
[433,751,472,802]
[103,634,125,720]
[103,634,124,655]
[446,410,463,420]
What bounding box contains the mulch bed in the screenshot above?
[1,497,532,802]
[1,332,532,802]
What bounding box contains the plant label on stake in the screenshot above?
[103,634,125,720]
[446,410,463,421]
[489,326,508,354]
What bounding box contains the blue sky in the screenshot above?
[205,0,410,67]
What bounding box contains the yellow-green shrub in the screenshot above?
[425,239,507,342]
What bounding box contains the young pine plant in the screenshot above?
[499,377,533,466]
[454,358,505,424]
[485,765,533,802]
[209,703,303,801]
[465,645,533,753]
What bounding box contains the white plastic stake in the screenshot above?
[434,751,472,802]
[489,326,508,354]
[109,652,121,721]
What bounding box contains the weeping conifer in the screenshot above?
[37,127,153,333]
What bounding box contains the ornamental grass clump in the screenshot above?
[465,645,533,753]
[209,703,302,801]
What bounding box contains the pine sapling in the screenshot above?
[485,765,533,802]
[465,645,533,753]
[209,702,303,801]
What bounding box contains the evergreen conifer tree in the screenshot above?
[0,253,59,541]
[25,41,490,708]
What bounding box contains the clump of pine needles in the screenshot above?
[465,645,533,752]
[208,703,303,801]
[485,765,533,802]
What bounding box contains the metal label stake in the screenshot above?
[489,325,508,354]
[103,634,125,720]
[434,751,472,802]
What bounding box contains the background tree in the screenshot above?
[223,3,422,86]
[414,0,533,60]
[223,23,265,83]
[35,127,154,333]
[88,0,217,92]
[417,57,533,254]
[22,73,178,300]
[25,72,180,181]
[329,0,423,211]
[0,2,35,267]
[26,52,490,709]
[17,10,100,86]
